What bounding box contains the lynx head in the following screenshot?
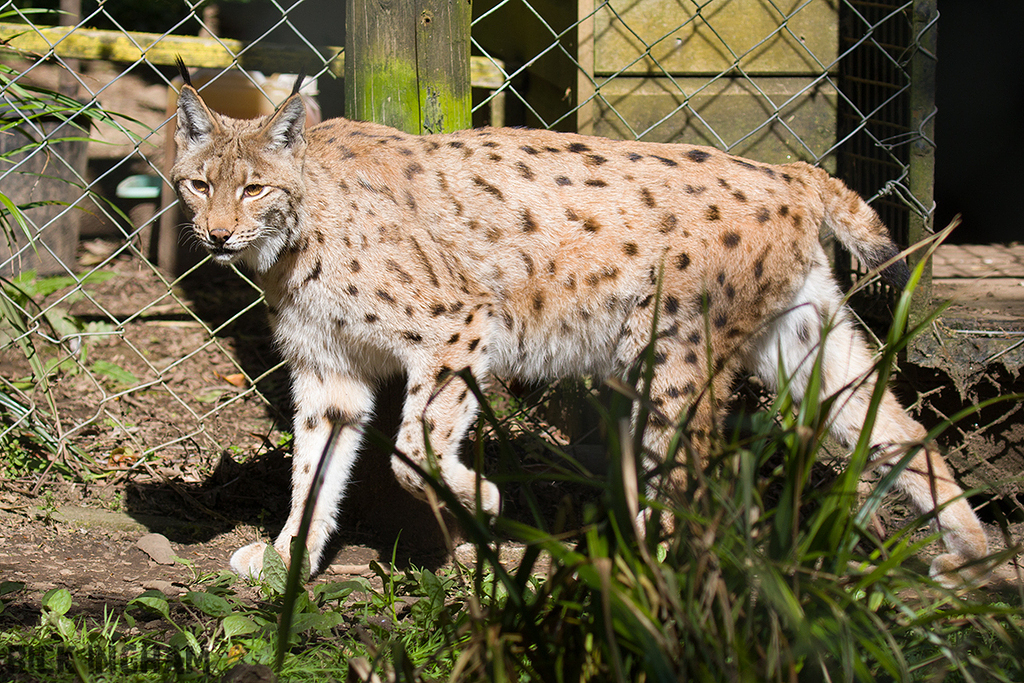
[171,77,307,273]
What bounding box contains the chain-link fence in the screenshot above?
[0,0,941,482]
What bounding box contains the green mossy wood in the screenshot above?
[345,0,472,134]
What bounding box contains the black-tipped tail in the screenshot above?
[867,242,911,291]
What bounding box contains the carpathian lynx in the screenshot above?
[172,69,988,586]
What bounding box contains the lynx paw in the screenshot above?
[929,552,990,589]
[230,541,270,580]
[477,478,501,516]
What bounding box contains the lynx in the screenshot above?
[171,70,988,586]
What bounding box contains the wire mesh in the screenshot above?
[0,0,935,477]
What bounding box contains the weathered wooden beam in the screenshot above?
[0,21,504,90]
[345,0,471,134]
[0,22,343,76]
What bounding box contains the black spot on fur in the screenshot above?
[706,205,721,221]
[660,213,678,233]
[516,161,535,180]
[676,252,690,270]
[639,188,656,208]
[665,295,679,314]
[303,259,322,284]
[687,149,711,163]
[365,313,378,323]
[623,242,639,256]
[652,155,678,167]
[568,142,591,153]
[755,206,770,223]
[722,231,741,248]
[402,331,423,343]
[732,190,747,202]
[473,175,505,200]
[404,163,423,180]
[521,209,538,233]
[555,176,572,186]
[584,179,608,187]
[626,152,643,162]
[583,218,600,232]
[586,154,608,166]
[386,260,413,283]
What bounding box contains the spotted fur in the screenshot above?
[172,84,988,587]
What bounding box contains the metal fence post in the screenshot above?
[345,0,471,134]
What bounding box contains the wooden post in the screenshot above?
[908,0,938,317]
[345,0,471,134]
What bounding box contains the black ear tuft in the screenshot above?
[290,65,308,98]
[176,56,193,88]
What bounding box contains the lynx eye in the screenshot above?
[243,184,266,198]
[189,179,210,195]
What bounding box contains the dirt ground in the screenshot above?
[2,62,1023,629]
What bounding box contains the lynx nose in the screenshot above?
[208,227,231,245]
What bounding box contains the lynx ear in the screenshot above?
[262,95,306,152]
[176,86,219,148]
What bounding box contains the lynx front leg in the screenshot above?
[230,371,374,579]
[390,365,500,515]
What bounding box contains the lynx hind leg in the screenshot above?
[231,372,374,580]
[746,264,988,585]
[615,304,739,504]
[390,362,500,515]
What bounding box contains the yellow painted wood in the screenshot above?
[0,22,503,88]
[0,22,343,76]
[591,76,837,171]
[593,0,838,76]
